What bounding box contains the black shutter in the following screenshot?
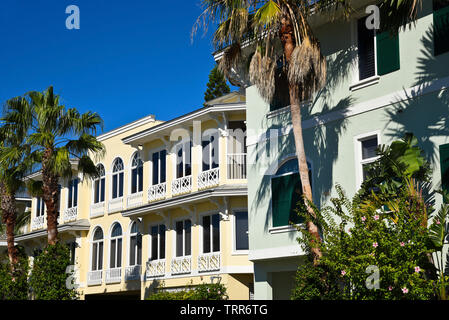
[358,18,376,80]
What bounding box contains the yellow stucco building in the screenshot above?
[16,93,253,300]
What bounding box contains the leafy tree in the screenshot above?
[0,246,30,300]
[1,86,105,245]
[29,242,78,300]
[204,65,231,105]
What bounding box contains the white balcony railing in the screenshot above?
[171,176,192,196]
[105,267,122,284]
[146,260,166,278]
[198,168,220,190]
[198,252,221,273]
[87,270,103,286]
[90,202,105,217]
[124,265,141,281]
[171,256,191,275]
[64,207,78,223]
[31,215,45,230]
[127,192,143,209]
[227,153,247,179]
[148,182,167,202]
[108,197,123,214]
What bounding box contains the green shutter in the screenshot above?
[376,30,400,76]
[434,6,449,56]
[440,144,449,203]
[272,173,304,227]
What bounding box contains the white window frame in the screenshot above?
[109,222,123,269]
[129,151,144,194]
[172,218,192,258]
[150,147,167,186]
[148,223,166,261]
[35,197,46,218]
[199,211,221,254]
[92,163,106,205]
[111,157,125,200]
[231,208,249,255]
[354,131,381,190]
[128,220,142,267]
[173,141,192,178]
[67,177,79,209]
[90,226,104,272]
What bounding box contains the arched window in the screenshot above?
[130,152,143,194]
[110,223,123,269]
[91,227,104,271]
[271,158,312,228]
[129,221,142,266]
[93,164,105,204]
[112,158,124,199]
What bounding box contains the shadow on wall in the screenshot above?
[250,46,357,240]
[384,24,449,190]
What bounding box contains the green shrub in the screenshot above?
[29,242,78,300]
[147,282,228,300]
[0,246,29,300]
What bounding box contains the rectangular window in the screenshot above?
[94,177,105,203]
[202,214,220,253]
[440,143,449,203]
[150,224,166,261]
[36,197,45,217]
[176,142,192,178]
[175,219,192,257]
[68,178,78,208]
[360,136,379,182]
[202,134,219,171]
[131,166,143,193]
[235,211,249,251]
[129,233,142,266]
[357,17,400,80]
[152,150,167,185]
[434,0,449,56]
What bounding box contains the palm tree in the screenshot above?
[194,0,424,264]
[0,97,34,268]
[1,86,105,245]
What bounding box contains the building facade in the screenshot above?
[220,0,449,299]
[16,93,253,300]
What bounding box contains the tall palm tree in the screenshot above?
[194,0,424,264]
[1,86,105,245]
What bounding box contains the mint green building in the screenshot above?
[216,0,449,299]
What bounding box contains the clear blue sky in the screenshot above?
[0,1,232,133]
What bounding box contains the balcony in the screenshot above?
[31,215,45,230]
[105,268,122,284]
[108,197,123,214]
[146,260,166,278]
[127,192,143,209]
[148,182,166,202]
[198,168,220,190]
[170,256,191,275]
[63,207,77,223]
[171,176,192,197]
[124,265,141,281]
[90,202,105,217]
[198,252,221,273]
[227,153,247,179]
[87,270,103,286]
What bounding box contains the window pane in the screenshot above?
[36,198,40,216]
[100,178,105,202]
[137,234,142,265]
[138,166,143,192]
[74,179,78,207]
[152,152,159,185]
[177,146,183,178]
[362,137,378,160]
[176,221,183,257]
[203,216,211,253]
[117,238,122,268]
[110,240,116,268]
[185,142,192,176]
[235,211,249,250]
[212,214,220,252]
[160,150,166,183]
[98,242,103,270]
[185,220,191,256]
[159,225,166,259]
[132,168,137,194]
[94,180,100,203]
[130,236,136,266]
[151,226,158,261]
[212,135,219,169]
[92,243,97,271]
[119,172,124,197]
[202,140,210,171]
[68,181,73,208]
[112,175,118,199]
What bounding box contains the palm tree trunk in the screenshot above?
[42,147,59,245]
[0,183,18,269]
[280,16,322,265]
